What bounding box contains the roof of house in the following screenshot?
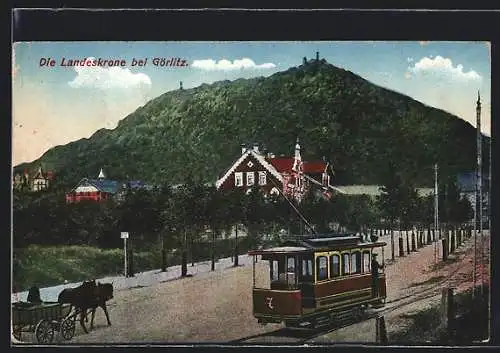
[215,149,284,189]
[68,178,120,194]
[32,166,55,180]
[456,172,490,193]
[69,177,157,195]
[89,179,120,193]
[267,158,327,174]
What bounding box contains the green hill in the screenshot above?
[14,58,489,188]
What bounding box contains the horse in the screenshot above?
[27,286,42,304]
[57,280,98,334]
[88,281,114,329]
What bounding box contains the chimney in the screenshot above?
[241,143,247,154]
[253,143,260,154]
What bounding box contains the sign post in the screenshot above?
[121,232,129,277]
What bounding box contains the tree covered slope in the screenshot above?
[14,59,488,188]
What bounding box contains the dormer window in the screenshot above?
[235,172,243,187]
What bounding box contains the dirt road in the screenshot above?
[16,231,489,344]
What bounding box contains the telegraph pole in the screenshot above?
[434,163,439,265]
[477,91,484,296]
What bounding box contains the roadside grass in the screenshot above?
[389,284,489,345]
[12,245,159,292]
[389,304,447,344]
[12,237,256,292]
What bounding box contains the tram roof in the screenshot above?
[248,232,386,255]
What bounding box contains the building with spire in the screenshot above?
[13,165,55,192]
[65,168,155,204]
[215,138,342,202]
[65,168,119,203]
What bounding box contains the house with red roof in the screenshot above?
[65,168,155,204]
[215,138,343,202]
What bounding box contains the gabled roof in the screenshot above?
[216,150,283,189]
[267,158,328,174]
[268,158,294,173]
[69,178,120,194]
[91,179,120,193]
[32,166,55,180]
[303,161,328,174]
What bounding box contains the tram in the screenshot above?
[248,233,387,329]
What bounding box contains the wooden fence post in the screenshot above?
[376,316,388,344]
[442,238,448,261]
[441,288,455,340]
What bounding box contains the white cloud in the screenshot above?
[68,57,152,89]
[408,56,482,82]
[407,57,414,63]
[192,58,276,71]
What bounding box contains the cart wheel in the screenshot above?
[60,317,76,340]
[12,328,21,341]
[35,320,54,344]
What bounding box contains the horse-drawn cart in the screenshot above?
[12,301,76,343]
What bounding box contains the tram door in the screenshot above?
[298,255,315,308]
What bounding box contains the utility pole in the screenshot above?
[434,163,439,265]
[477,91,484,296]
[472,91,482,298]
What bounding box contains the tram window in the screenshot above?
[351,251,361,274]
[363,251,371,273]
[330,254,340,278]
[271,260,279,281]
[341,253,350,275]
[316,256,328,281]
[287,257,295,272]
[301,258,313,281]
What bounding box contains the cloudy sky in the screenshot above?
[12,41,490,165]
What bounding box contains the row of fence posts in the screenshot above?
[373,227,473,344]
[441,227,471,262]
[375,226,471,263]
